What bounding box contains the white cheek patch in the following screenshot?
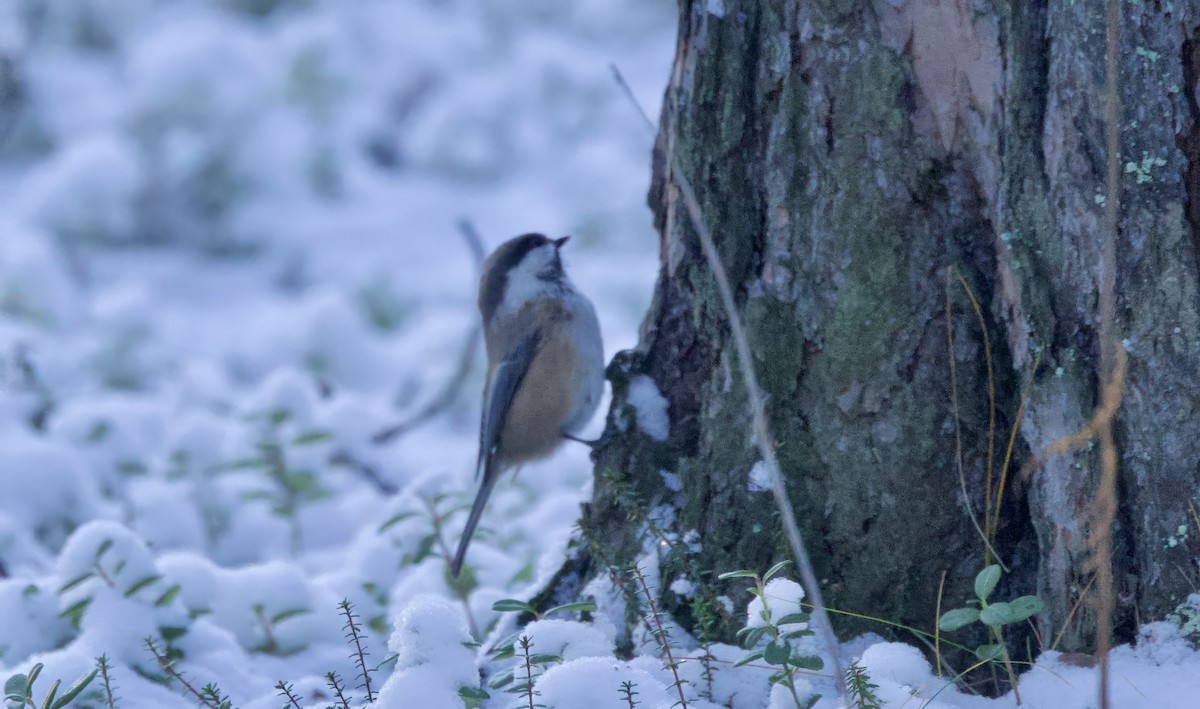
[496,244,564,320]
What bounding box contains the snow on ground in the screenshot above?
[0,2,1198,708]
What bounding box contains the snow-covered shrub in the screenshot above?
[374,595,478,706]
[0,225,81,327]
[54,521,192,670]
[15,134,141,245]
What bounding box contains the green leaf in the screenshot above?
[1008,595,1043,622]
[125,575,162,598]
[938,607,980,631]
[378,511,418,533]
[57,573,96,595]
[487,668,515,689]
[291,430,332,445]
[5,673,28,701]
[979,601,1014,627]
[737,625,769,649]
[732,650,764,668]
[50,670,96,709]
[718,570,759,580]
[458,685,489,708]
[25,665,41,692]
[93,540,114,562]
[270,608,311,625]
[763,560,792,582]
[222,458,272,471]
[155,584,181,607]
[159,625,188,642]
[491,599,535,614]
[60,599,92,629]
[974,565,1002,602]
[545,601,597,615]
[527,654,563,665]
[763,640,791,666]
[774,613,809,626]
[37,679,59,709]
[974,643,1005,661]
[791,654,824,671]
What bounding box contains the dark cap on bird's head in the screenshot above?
[478,233,570,325]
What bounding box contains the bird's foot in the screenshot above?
[562,431,600,449]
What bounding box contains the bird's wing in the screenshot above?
[454,326,541,577]
[476,326,542,480]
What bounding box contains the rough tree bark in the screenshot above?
[540,0,1200,668]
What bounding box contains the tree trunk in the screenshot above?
[548,0,1200,667]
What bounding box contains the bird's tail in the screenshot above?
[451,473,498,578]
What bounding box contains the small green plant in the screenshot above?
[691,594,720,701]
[231,409,333,552]
[378,492,487,637]
[324,672,354,709]
[95,655,119,709]
[630,565,689,709]
[619,679,640,708]
[516,636,542,709]
[490,598,597,621]
[485,633,562,698]
[274,680,302,708]
[58,539,183,634]
[722,562,821,709]
[3,662,98,709]
[938,564,1042,703]
[144,637,235,709]
[252,603,311,655]
[338,599,376,703]
[845,662,881,709]
[457,684,490,708]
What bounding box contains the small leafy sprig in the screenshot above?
[620,679,640,708]
[485,632,562,697]
[845,662,881,709]
[3,662,97,709]
[630,565,688,708]
[144,637,234,709]
[338,599,375,703]
[484,595,596,693]
[721,561,821,709]
[938,564,1042,703]
[96,655,119,709]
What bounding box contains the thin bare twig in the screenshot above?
[373,219,486,445]
[612,63,848,704]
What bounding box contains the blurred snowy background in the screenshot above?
[4,2,1200,708]
[0,0,676,705]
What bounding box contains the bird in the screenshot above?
[451,233,604,577]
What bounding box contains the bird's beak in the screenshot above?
[554,236,571,249]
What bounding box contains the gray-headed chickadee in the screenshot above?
[451,233,604,577]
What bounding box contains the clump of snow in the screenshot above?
[627,374,670,441]
[748,459,772,492]
[521,618,613,660]
[16,134,142,245]
[0,432,101,548]
[374,595,477,706]
[746,578,807,633]
[0,224,81,326]
[534,656,676,709]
